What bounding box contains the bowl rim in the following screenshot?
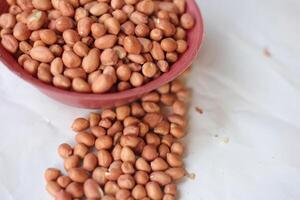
[0,0,204,101]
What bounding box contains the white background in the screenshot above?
[1,0,300,199]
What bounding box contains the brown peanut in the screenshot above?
[91,23,106,38]
[37,63,53,83]
[124,36,142,54]
[77,16,93,37]
[32,0,53,10]
[27,10,47,31]
[0,13,16,29]
[180,13,195,30]
[145,182,163,200]
[150,171,171,186]
[72,118,89,131]
[46,181,61,197]
[142,62,157,78]
[83,153,98,171]
[117,174,135,189]
[73,143,89,158]
[62,50,81,68]
[136,0,155,15]
[75,132,95,147]
[56,16,74,32]
[58,143,73,159]
[84,178,104,198]
[151,157,169,171]
[98,150,113,167]
[130,72,144,87]
[91,74,114,93]
[59,0,75,17]
[66,182,84,198]
[13,22,31,41]
[150,41,165,60]
[120,146,136,163]
[68,168,89,183]
[1,34,18,53]
[95,135,113,150]
[44,168,61,181]
[95,34,117,49]
[130,11,148,25]
[104,17,120,35]
[29,46,54,63]
[57,176,72,188]
[89,2,109,16]
[64,155,80,170]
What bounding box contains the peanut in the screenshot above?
[161,38,177,52]
[75,132,95,147]
[63,29,80,45]
[94,34,117,49]
[130,72,144,87]
[64,155,80,170]
[46,181,61,197]
[124,36,142,54]
[145,182,163,200]
[104,17,121,35]
[32,0,53,10]
[64,68,87,79]
[89,2,109,16]
[180,13,195,29]
[44,168,61,181]
[37,64,53,83]
[27,10,47,31]
[91,23,106,38]
[77,17,93,37]
[56,16,74,32]
[101,48,118,66]
[72,78,91,93]
[150,171,171,186]
[74,143,89,158]
[82,48,100,73]
[66,182,84,198]
[59,0,75,17]
[136,0,155,15]
[39,29,57,45]
[84,178,104,198]
[13,22,31,41]
[117,174,135,189]
[57,176,72,188]
[30,46,55,63]
[62,50,81,68]
[0,13,16,29]
[68,168,89,183]
[1,34,18,53]
[130,11,148,25]
[97,150,113,167]
[142,62,157,78]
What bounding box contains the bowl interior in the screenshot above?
[0,0,204,104]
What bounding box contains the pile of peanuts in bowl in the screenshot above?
[0,0,195,94]
[45,78,193,200]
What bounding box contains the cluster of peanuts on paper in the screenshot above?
[44,78,193,200]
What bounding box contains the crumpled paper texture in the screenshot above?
[0,0,300,199]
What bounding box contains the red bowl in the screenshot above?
[0,0,204,109]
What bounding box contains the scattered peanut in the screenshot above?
[44,168,61,182]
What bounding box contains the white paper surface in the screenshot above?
[1,0,300,199]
